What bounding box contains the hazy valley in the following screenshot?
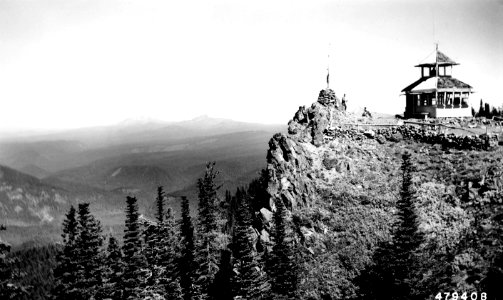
[0,116,284,248]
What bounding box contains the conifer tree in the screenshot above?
[210,249,233,300]
[122,196,148,299]
[231,188,269,299]
[269,197,299,299]
[142,220,159,286]
[139,216,167,299]
[101,235,123,300]
[74,203,104,299]
[194,162,221,298]
[180,196,196,300]
[156,186,166,224]
[223,190,235,234]
[389,152,424,298]
[158,207,183,300]
[138,187,166,288]
[143,189,183,299]
[52,205,80,300]
[197,162,219,233]
[358,152,424,300]
[479,99,485,117]
[485,103,491,118]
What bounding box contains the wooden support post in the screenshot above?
[451,90,454,109]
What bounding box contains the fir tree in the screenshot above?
[139,216,168,299]
[140,187,166,288]
[52,205,80,300]
[194,162,221,299]
[223,190,235,234]
[140,186,166,288]
[74,203,104,299]
[197,162,220,233]
[358,152,425,300]
[393,152,424,297]
[142,220,159,286]
[158,207,183,300]
[231,188,269,299]
[269,197,299,299]
[100,235,123,300]
[479,99,485,117]
[143,196,182,299]
[156,186,166,224]
[180,196,196,300]
[485,103,491,118]
[210,249,233,300]
[122,196,148,299]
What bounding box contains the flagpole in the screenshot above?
[435,43,438,107]
[327,43,330,90]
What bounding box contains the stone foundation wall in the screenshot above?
[324,125,499,151]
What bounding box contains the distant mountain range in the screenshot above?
[0,116,285,247]
[0,116,284,173]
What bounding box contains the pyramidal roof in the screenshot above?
[415,50,458,67]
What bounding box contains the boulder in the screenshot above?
[364,130,376,139]
[260,208,273,223]
[259,229,270,244]
[376,135,387,144]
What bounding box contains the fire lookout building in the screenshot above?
[402,49,473,118]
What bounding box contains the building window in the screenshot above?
[461,92,469,107]
[422,94,430,106]
[438,93,444,106]
[445,66,452,76]
[422,67,430,77]
[454,93,460,107]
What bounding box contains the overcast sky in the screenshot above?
[0,0,502,131]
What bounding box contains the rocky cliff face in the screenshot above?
[265,88,359,212]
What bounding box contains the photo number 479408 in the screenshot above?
[435,292,487,300]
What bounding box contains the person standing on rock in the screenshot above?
[342,94,347,111]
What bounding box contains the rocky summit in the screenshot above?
[258,89,503,298]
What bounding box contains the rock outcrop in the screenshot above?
[287,89,343,146]
[268,89,355,212]
[264,87,500,217]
